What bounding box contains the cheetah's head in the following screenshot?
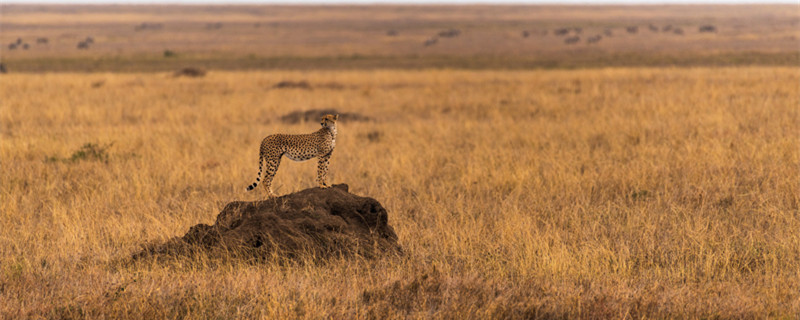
[320,114,339,128]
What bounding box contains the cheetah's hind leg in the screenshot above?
[262,155,282,197]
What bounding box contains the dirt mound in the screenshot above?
[271,80,347,90]
[280,109,372,124]
[173,67,206,77]
[273,80,312,89]
[135,184,400,260]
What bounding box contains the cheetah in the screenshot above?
[246,114,338,197]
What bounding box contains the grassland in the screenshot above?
[1,4,799,71]
[1,67,798,318]
[1,3,799,318]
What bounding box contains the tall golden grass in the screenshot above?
[1,67,798,318]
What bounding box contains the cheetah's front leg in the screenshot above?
[317,153,332,188]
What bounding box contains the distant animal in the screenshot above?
[564,36,580,44]
[85,37,94,44]
[648,24,659,32]
[22,43,29,50]
[673,28,684,35]
[604,29,613,37]
[247,114,339,198]
[699,25,717,33]
[522,30,530,38]
[587,35,602,44]
[662,25,673,32]
[554,28,570,36]
[423,37,438,46]
[134,23,164,31]
[36,37,48,44]
[0,63,7,73]
[15,38,22,45]
[8,43,17,50]
[77,41,89,49]
[437,29,461,38]
[626,26,638,34]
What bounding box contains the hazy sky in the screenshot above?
[1,0,796,4]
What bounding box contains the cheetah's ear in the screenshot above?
[334,114,339,121]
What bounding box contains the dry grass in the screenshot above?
[1,67,799,318]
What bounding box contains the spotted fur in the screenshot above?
[247,114,338,197]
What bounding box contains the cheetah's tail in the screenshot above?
[246,154,263,191]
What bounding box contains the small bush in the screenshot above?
[68,142,113,162]
[164,50,176,58]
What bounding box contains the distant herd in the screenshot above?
[416,24,718,47]
[6,36,94,51]
[4,22,720,53]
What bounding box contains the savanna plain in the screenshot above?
[1,4,800,319]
